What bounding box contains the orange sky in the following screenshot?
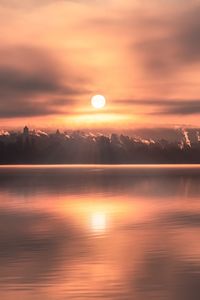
[0,0,200,129]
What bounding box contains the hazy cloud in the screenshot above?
[115,99,200,116]
[133,4,200,75]
[0,0,94,9]
[0,47,89,118]
[158,102,200,115]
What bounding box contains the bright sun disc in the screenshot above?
[91,95,106,109]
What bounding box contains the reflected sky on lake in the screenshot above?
[0,165,200,300]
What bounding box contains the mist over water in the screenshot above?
[0,165,200,300]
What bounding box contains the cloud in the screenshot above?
[0,46,89,118]
[159,102,200,115]
[133,4,200,76]
[115,99,200,116]
[0,0,93,9]
[0,0,64,9]
[149,100,200,116]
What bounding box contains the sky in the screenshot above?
[0,0,200,130]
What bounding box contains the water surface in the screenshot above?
[0,165,200,300]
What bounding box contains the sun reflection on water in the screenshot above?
[91,212,107,233]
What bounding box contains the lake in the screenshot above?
[0,165,200,300]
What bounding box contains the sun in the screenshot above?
[91,95,106,109]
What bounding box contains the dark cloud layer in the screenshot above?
[159,102,200,115]
[143,100,200,116]
[0,47,89,118]
[116,99,200,116]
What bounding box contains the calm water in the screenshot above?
[0,165,200,300]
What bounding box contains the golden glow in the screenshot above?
[91,95,106,109]
[70,113,131,126]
